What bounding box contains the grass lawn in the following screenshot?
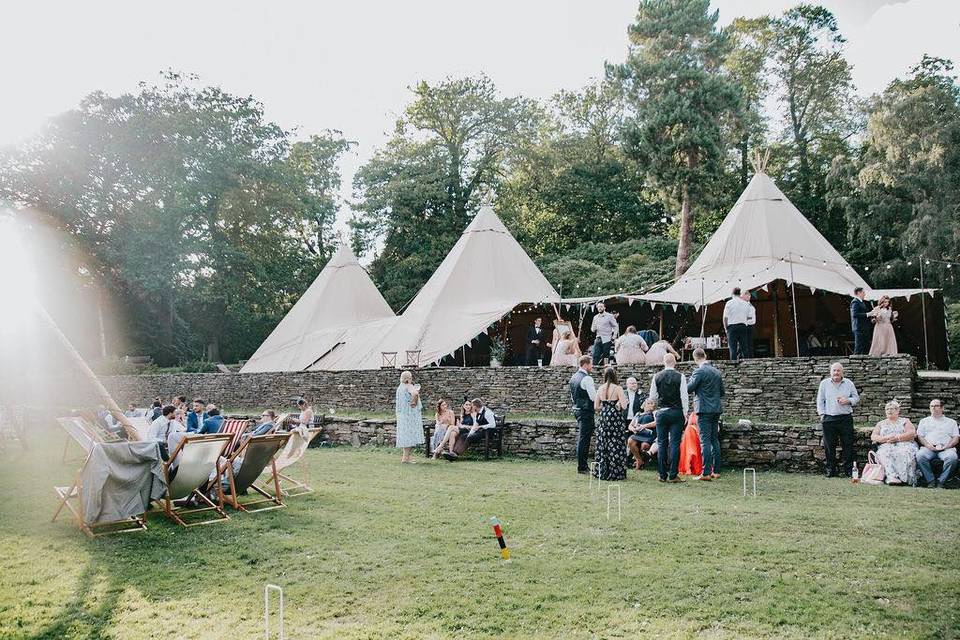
[2,430,959,639]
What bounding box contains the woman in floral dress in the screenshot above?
[870,399,918,485]
[395,370,425,464]
[594,366,628,480]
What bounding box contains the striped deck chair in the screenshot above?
[258,427,323,497]
[57,416,120,463]
[219,418,252,455]
[218,433,290,513]
[155,433,234,527]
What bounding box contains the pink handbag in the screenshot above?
[861,451,885,485]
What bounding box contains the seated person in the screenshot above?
[431,400,458,459]
[146,405,183,461]
[615,326,649,364]
[916,398,959,488]
[241,410,277,441]
[149,399,163,421]
[627,398,657,469]
[197,406,224,434]
[445,399,496,459]
[296,398,315,429]
[186,398,207,433]
[870,399,917,486]
[551,330,581,367]
[645,338,681,366]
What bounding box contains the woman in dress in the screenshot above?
[395,370,425,463]
[645,339,681,366]
[430,399,458,459]
[551,330,581,367]
[627,397,657,469]
[678,411,703,477]
[594,366,628,480]
[296,398,314,428]
[615,325,648,365]
[868,295,899,356]
[870,399,918,485]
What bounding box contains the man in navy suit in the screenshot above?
[687,348,725,480]
[850,287,871,355]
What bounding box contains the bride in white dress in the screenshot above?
[551,325,581,367]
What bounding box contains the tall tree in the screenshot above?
[724,16,773,188]
[611,0,741,277]
[828,56,960,295]
[351,75,537,307]
[497,81,662,256]
[0,72,352,364]
[768,5,857,245]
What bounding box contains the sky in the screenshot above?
[1,0,958,230]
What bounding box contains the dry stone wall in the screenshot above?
[92,355,915,425]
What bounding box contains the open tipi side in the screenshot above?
[240,244,395,373]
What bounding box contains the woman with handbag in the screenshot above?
[870,399,918,485]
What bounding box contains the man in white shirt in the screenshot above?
[623,376,643,424]
[146,405,183,460]
[569,355,597,474]
[916,398,959,488]
[647,353,689,482]
[723,287,751,360]
[740,290,756,358]
[590,302,619,366]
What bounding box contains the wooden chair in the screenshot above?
[482,414,508,460]
[218,433,290,513]
[155,433,234,526]
[258,427,322,497]
[57,416,119,463]
[52,441,159,537]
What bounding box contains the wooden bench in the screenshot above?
[422,414,507,460]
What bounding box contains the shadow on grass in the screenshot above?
[26,563,119,640]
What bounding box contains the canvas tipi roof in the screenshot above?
[642,171,873,306]
[311,205,560,370]
[240,244,395,373]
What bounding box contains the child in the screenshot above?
[627,398,657,469]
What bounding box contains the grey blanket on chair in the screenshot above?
[81,441,166,525]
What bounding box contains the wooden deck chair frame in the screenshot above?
[51,450,148,537]
[218,433,290,513]
[57,416,115,464]
[258,427,323,497]
[155,433,234,527]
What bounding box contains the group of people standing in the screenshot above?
[850,287,899,356]
[570,347,725,483]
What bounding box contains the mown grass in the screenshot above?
[1,427,958,639]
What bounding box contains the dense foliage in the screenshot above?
[2,2,959,364]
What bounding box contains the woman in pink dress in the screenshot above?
[867,296,898,356]
[551,330,581,367]
[645,339,681,366]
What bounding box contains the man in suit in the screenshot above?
[526,317,546,365]
[185,398,207,433]
[687,348,725,481]
[623,376,644,425]
[569,355,597,474]
[850,287,871,355]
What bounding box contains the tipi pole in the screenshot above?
[35,303,140,441]
[920,258,930,368]
[788,253,800,357]
[700,278,706,338]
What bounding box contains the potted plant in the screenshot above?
[489,336,507,367]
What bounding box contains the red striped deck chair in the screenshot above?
[219,418,251,455]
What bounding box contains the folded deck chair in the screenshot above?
[155,433,234,527]
[258,427,322,497]
[57,416,120,463]
[52,440,165,537]
[218,433,290,513]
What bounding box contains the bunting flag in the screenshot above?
[809,287,817,294]
[628,298,634,307]
[761,284,769,292]
[649,301,656,310]
[672,304,678,312]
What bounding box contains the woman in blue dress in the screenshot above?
[395,370,425,463]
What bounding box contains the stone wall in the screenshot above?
[312,414,870,471]
[913,372,960,415]
[84,354,914,425]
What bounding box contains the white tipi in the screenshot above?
[315,204,560,369]
[644,169,869,306]
[240,244,394,373]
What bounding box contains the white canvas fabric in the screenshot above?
[310,205,560,370]
[240,244,395,373]
[639,172,927,306]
